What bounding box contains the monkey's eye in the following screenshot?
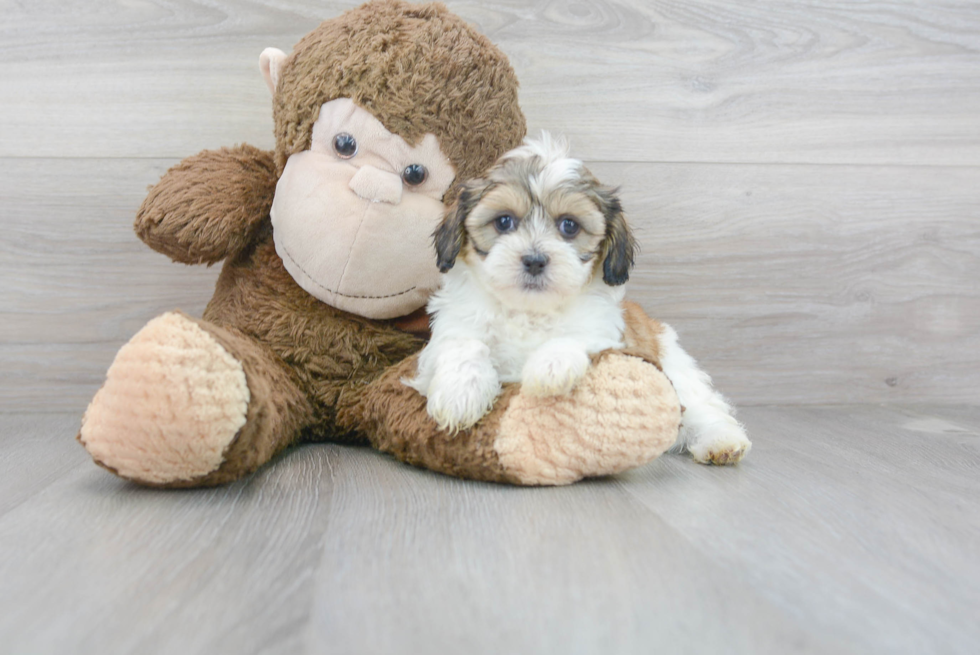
[557,216,581,238]
[402,164,427,186]
[333,133,357,159]
[494,214,517,233]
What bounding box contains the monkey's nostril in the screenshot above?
[521,253,549,276]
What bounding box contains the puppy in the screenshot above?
[406,133,751,464]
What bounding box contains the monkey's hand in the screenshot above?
[135,145,277,265]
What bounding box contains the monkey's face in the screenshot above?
[270,98,456,319]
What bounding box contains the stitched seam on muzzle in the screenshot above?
[280,241,417,299]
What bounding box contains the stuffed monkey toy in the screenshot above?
[77,0,680,487]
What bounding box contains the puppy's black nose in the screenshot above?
[522,253,549,276]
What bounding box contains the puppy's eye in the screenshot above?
[333,133,357,159]
[402,164,427,186]
[557,217,581,238]
[494,214,517,233]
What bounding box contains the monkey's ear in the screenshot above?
[259,48,288,96]
[597,187,637,286]
[434,181,485,273]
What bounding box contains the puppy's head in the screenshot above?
[434,132,636,311]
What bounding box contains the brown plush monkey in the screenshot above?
[77,0,680,487]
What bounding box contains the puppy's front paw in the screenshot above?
[425,350,501,433]
[426,383,498,433]
[688,422,752,465]
[521,342,590,398]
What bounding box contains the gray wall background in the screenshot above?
[2,0,978,411]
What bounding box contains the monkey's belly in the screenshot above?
[204,232,425,403]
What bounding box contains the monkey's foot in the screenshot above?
[79,312,250,485]
[494,352,681,485]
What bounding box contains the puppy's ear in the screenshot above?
[434,180,486,273]
[596,186,637,286]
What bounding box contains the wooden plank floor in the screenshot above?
[0,406,977,654]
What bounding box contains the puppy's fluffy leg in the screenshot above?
[658,324,751,465]
[521,338,591,397]
[409,339,501,433]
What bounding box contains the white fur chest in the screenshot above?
[424,266,627,384]
[486,309,575,382]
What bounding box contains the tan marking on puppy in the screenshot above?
[543,190,606,265]
[464,184,530,255]
[545,192,604,237]
[447,167,626,311]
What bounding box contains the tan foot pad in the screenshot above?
[494,353,681,485]
[79,312,249,484]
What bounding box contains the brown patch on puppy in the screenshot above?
[543,190,607,267]
[462,159,608,264]
[545,192,605,240]
[434,180,488,272]
[592,186,636,286]
[620,301,665,367]
[463,183,529,255]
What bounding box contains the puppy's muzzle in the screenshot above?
[521,253,549,277]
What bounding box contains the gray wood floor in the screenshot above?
[1,406,977,654]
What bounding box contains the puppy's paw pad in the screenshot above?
[694,445,749,465]
[690,426,751,466]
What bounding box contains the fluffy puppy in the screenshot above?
[406,133,750,464]
[404,132,631,431]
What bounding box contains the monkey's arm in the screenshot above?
[135,145,278,265]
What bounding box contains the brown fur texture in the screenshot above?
[171,316,318,486]
[595,188,637,286]
[273,0,526,201]
[77,0,679,488]
[203,224,426,441]
[347,354,520,484]
[135,145,278,265]
[433,180,484,272]
[620,300,665,366]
